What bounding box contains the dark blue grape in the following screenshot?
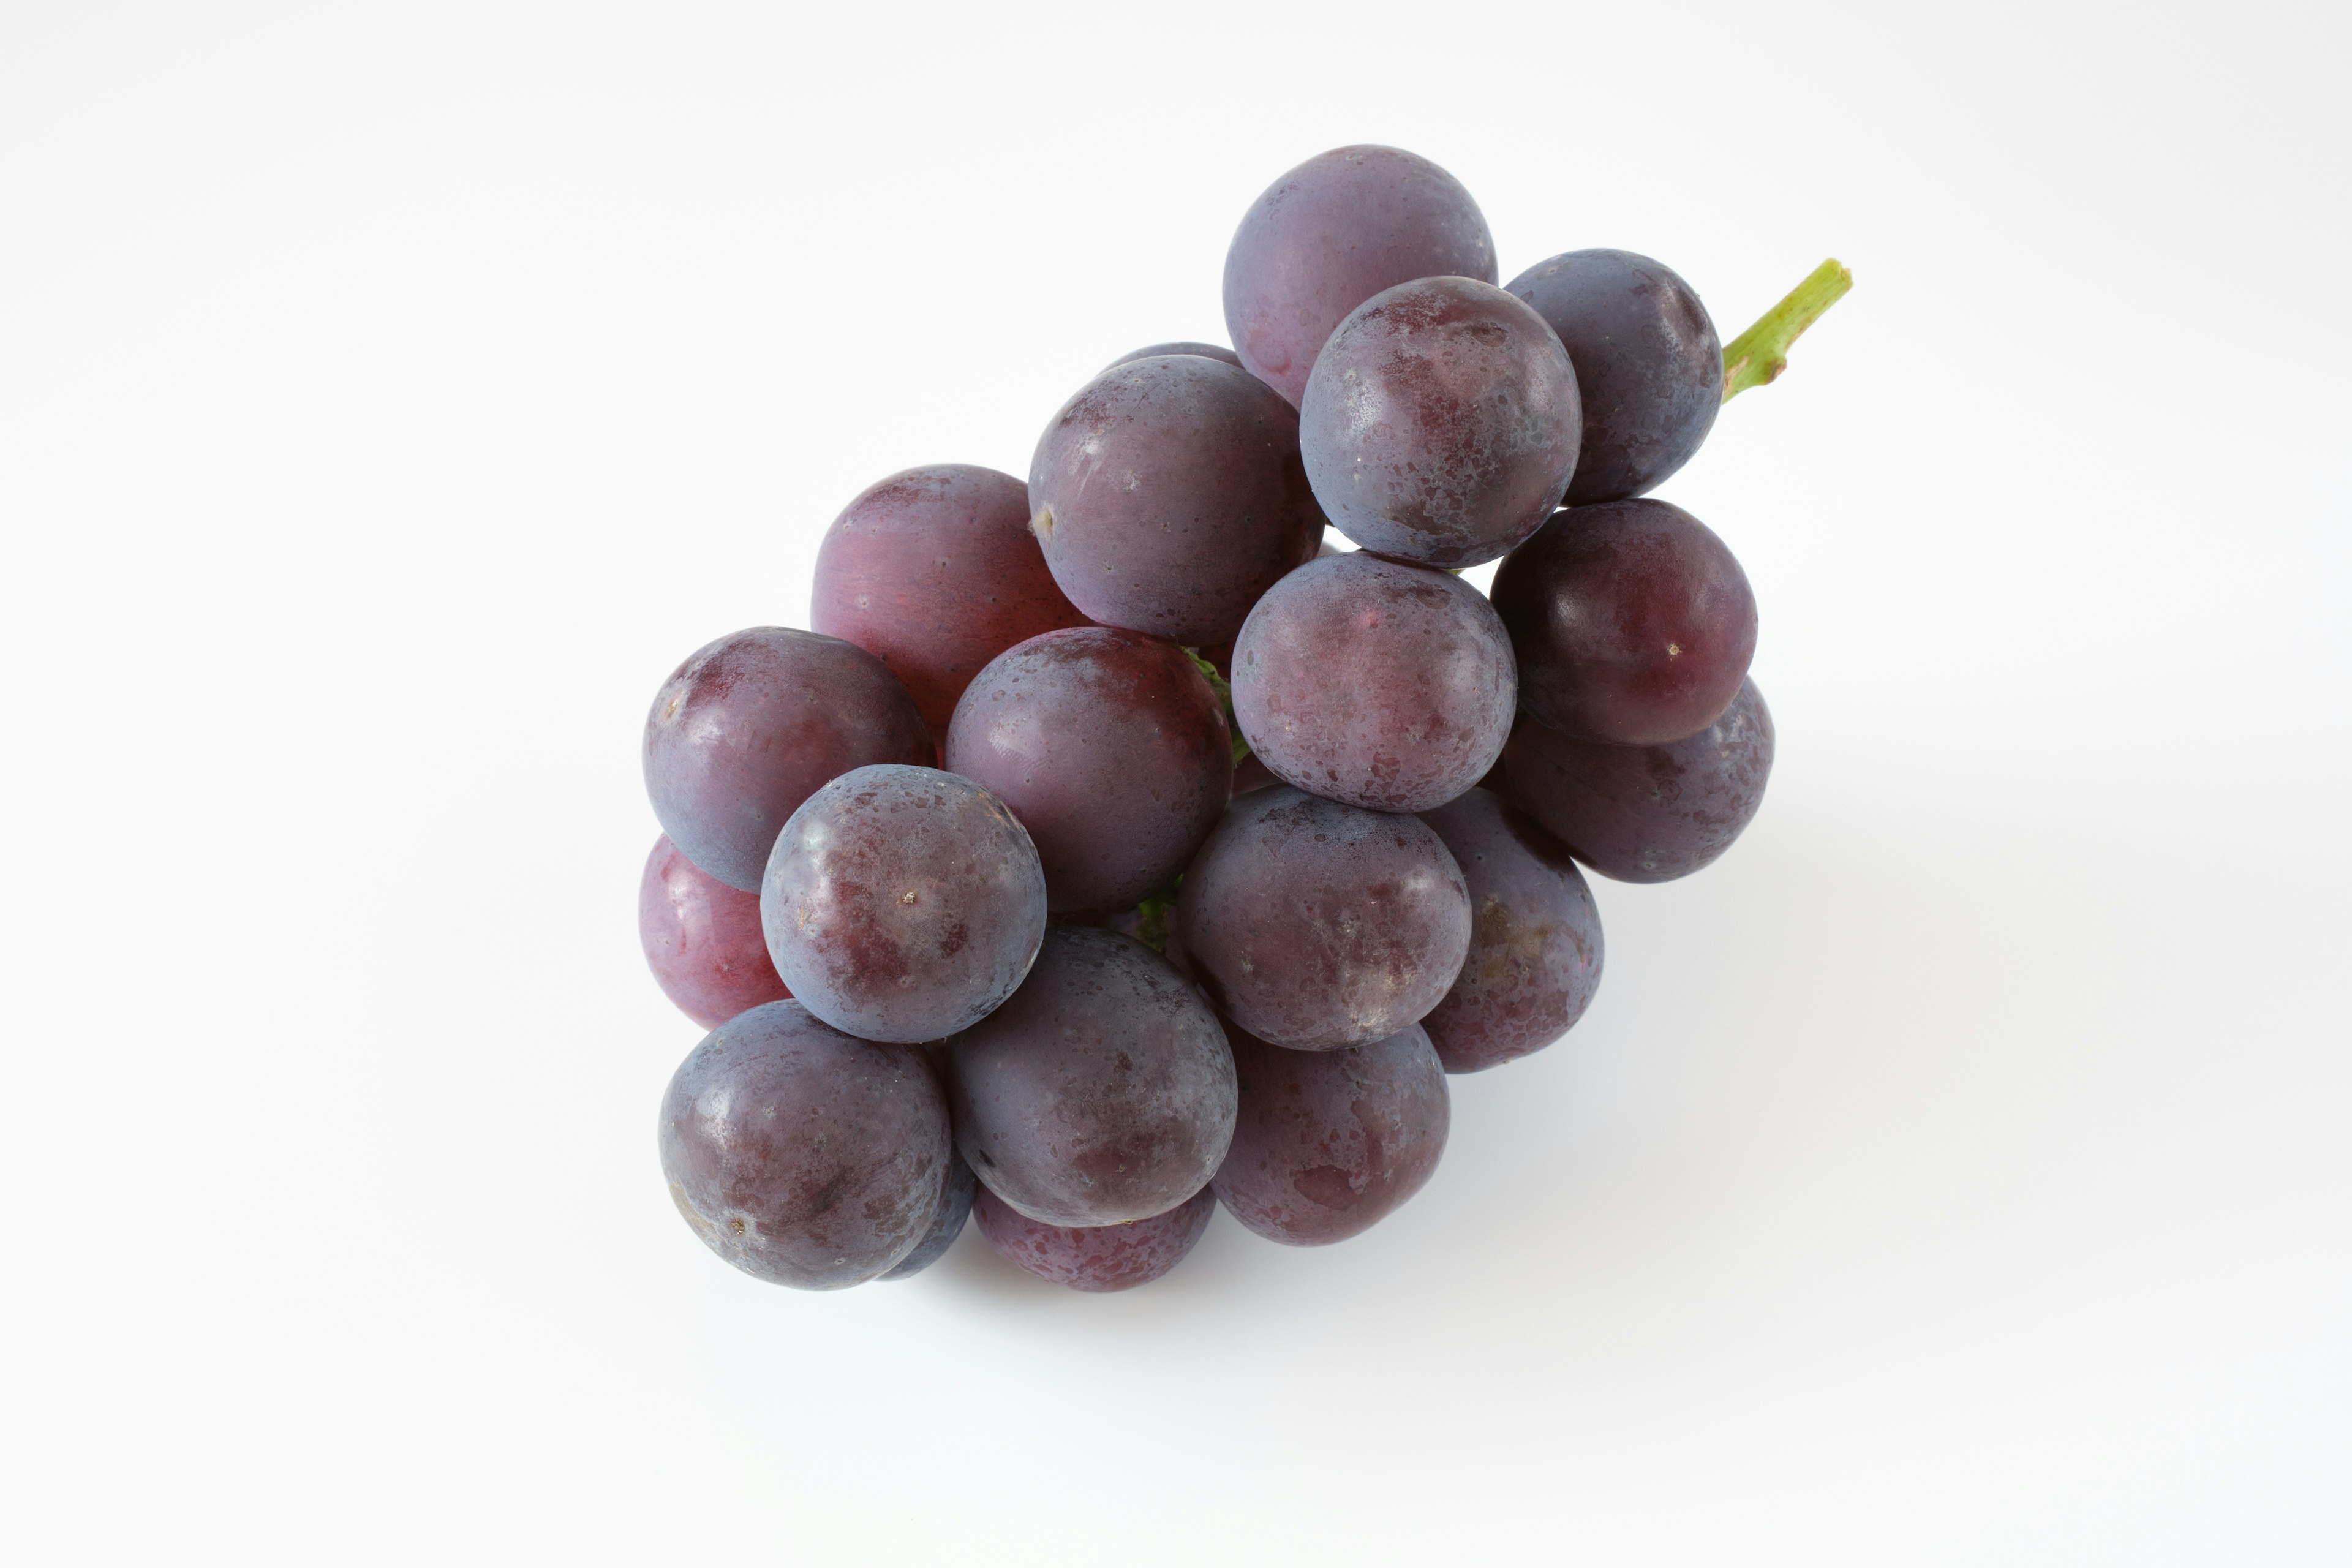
[1505,249,1721,503]
[1299,276,1581,568]
[949,925,1235,1226]
[1223,145,1498,407]
[1212,1018,1449,1246]
[658,1000,951,1289]
[877,1149,976,1281]
[1231,552,1514,813]
[1502,678,1774,883]
[1175,786,1471,1051]
[1415,788,1603,1072]
[644,627,932,892]
[761,765,1046,1043]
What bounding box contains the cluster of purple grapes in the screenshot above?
[644,145,1803,1295]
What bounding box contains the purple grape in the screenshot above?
[944,626,1231,916]
[1490,499,1758,745]
[971,1183,1215,1293]
[1231,552,1515,813]
[639,834,791,1030]
[761,764,1046,1043]
[1175,786,1471,1051]
[810,464,1090,739]
[644,628,932,892]
[658,1000,951,1289]
[1223,145,1498,407]
[1104,341,1243,372]
[948,925,1236,1226]
[877,1148,976,1281]
[1028,354,1325,646]
[1505,249,1722,505]
[1299,276,1581,569]
[1212,1019,1449,1246]
[1503,678,1774,884]
[1415,788,1604,1073]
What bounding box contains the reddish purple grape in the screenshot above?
[1505,249,1722,505]
[1223,145,1498,407]
[1503,678,1774,883]
[761,765,1046,1043]
[1415,788,1604,1073]
[971,1183,1215,1292]
[1212,1019,1449,1246]
[1028,354,1324,646]
[1175,786,1471,1051]
[810,464,1090,738]
[1298,276,1581,569]
[639,834,790,1029]
[944,627,1231,916]
[644,627,932,892]
[1490,499,1758,745]
[877,1149,976,1281]
[1231,552,1515,813]
[948,926,1235,1226]
[1104,341,1243,372]
[658,1000,951,1289]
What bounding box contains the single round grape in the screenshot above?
[1299,276,1581,568]
[948,925,1236,1226]
[1415,788,1604,1072]
[1104,341,1243,372]
[1232,552,1515,813]
[1028,354,1324,646]
[658,1000,951,1289]
[1505,249,1722,505]
[1212,1019,1449,1246]
[810,464,1090,737]
[877,1148,976,1281]
[639,834,790,1029]
[944,626,1231,916]
[644,627,932,892]
[761,765,1046,1043]
[1490,499,1758,745]
[1223,144,1498,407]
[971,1183,1215,1293]
[1175,786,1471,1051]
[1503,678,1774,883]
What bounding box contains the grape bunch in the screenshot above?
[642,145,1849,1294]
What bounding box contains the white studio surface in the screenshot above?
[2,3,2346,1562]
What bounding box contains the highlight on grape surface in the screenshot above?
[636,142,1849,1293]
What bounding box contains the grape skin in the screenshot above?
[1028,354,1325,646]
[948,926,1237,1227]
[1505,249,1722,505]
[971,1183,1216,1292]
[1502,679,1774,884]
[1222,144,1498,407]
[810,464,1090,738]
[639,834,791,1030]
[644,627,932,892]
[658,1000,951,1289]
[1299,276,1582,569]
[1175,786,1471,1051]
[761,765,1047,1044]
[1104,342,1243,372]
[1231,552,1515,813]
[1212,1019,1449,1246]
[945,626,1232,916]
[1415,788,1604,1073]
[877,1148,975,1281]
[1490,499,1758,745]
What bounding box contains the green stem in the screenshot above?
[1721,258,1852,402]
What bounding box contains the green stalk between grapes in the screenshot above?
[1721,258,1852,402]
[1186,648,1252,768]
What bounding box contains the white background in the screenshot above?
[3,2,2347,1562]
